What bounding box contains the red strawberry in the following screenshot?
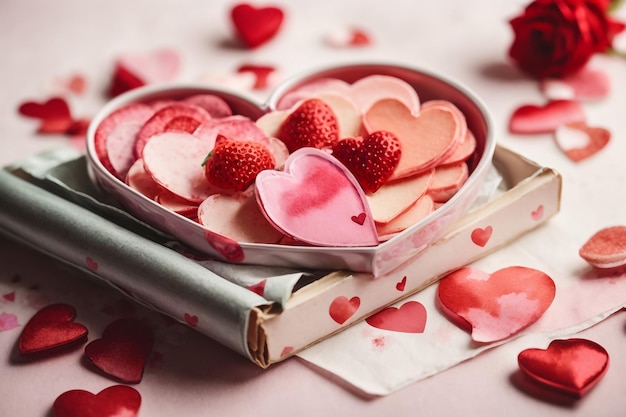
[204,135,275,191]
[332,131,401,193]
[277,98,340,152]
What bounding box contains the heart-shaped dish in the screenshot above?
[86,63,495,276]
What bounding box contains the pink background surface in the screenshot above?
[1,0,625,415]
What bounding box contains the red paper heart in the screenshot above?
[366,301,427,333]
[329,296,360,324]
[19,303,88,355]
[396,276,407,291]
[53,385,141,417]
[18,97,74,133]
[554,122,610,162]
[437,266,556,342]
[509,100,585,134]
[518,338,609,398]
[231,4,284,49]
[471,226,492,247]
[84,318,154,383]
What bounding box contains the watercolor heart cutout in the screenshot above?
[84,318,154,384]
[518,338,609,398]
[365,301,427,333]
[19,303,88,355]
[255,148,378,247]
[509,100,585,134]
[437,266,556,343]
[53,385,141,417]
[329,296,360,324]
[554,122,610,162]
[231,4,284,49]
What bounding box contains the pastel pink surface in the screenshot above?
[509,100,586,134]
[540,67,610,101]
[255,148,378,246]
[117,48,180,84]
[437,266,556,343]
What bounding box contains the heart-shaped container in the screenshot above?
[86,63,495,277]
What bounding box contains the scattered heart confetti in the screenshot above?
[395,276,407,291]
[437,266,556,343]
[324,27,372,48]
[579,225,626,269]
[518,338,609,398]
[231,3,285,49]
[365,301,427,333]
[329,296,360,324]
[471,226,492,247]
[554,122,610,162]
[84,318,154,383]
[49,73,88,95]
[540,67,610,101]
[508,100,585,134]
[18,97,74,134]
[237,64,278,89]
[19,303,88,355]
[108,48,181,97]
[53,385,142,417]
[0,312,20,331]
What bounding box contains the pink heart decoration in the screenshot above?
[437,266,556,343]
[18,97,74,133]
[0,312,20,331]
[365,301,427,333]
[518,338,609,398]
[540,67,610,101]
[471,226,492,247]
[329,296,360,324]
[184,313,199,327]
[509,100,585,134]
[53,385,141,417]
[531,205,544,221]
[396,276,407,291]
[255,148,378,247]
[554,122,610,162]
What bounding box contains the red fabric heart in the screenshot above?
[53,385,141,417]
[231,4,284,49]
[19,303,88,355]
[366,301,426,333]
[554,122,610,162]
[329,296,360,324]
[471,225,492,247]
[18,97,74,133]
[437,266,556,342]
[508,100,585,134]
[518,338,609,398]
[84,318,154,383]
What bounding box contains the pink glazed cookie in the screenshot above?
[579,226,626,269]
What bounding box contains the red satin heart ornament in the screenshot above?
[19,303,88,355]
[53,385,141,417]
[231,3,285,49]
[84,318,154,383]
[437,266,556,343]
[518,338,609,398]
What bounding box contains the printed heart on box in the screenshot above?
[437,266,556,343]
[19,303,88,355]
[365,301,426,333]
[518,338,609,398]
[53,385,141,417]
[329,296,360,324]
[508,100,585,134]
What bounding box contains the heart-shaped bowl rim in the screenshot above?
[85,62,495,277]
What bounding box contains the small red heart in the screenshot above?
[86,256,99,272]
[554,122,610,162]
[329,296,360,324]
[518,338,609,398]
[18,97,74,133]
[247,279,267,297]
[437,266,556,342]
[231,4,284,49]
[509,100,585,134]
[351,212,367,225]
[2,291,15,302]
[19,303,88,355]
[366,301,427,333]
[184,313,199,327]
[396,276,407,291]
[531,205,544,221]
[237,64,277,89]
[53,385,141,417]
[325,27,372,48]
[84,318,154,383]
[471,226,492,247]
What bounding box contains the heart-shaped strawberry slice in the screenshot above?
[437,266,556,342]
[277,98,340,152]
[84,318,154,383]
[231,3,285,49]
[19,303,88,355]
[518,338,609,398]
[53,385,141,417]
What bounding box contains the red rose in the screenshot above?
[508,0,625,78]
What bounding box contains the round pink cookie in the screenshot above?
[579,226,626,269]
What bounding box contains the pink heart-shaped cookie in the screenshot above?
[518,338,609,398]
[255,148,378,246]
[579,225,626,269]
[509,100,585,134]
[554,122,610,162]
[437,266,556,343]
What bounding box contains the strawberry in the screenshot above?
[332,131,402,194]
[204,135,275,192]
[277,98,340,152]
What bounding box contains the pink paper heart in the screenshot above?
[255,148,378,246]
[231,4,284,49]
[365,301,427,333]
[554,122,610,162]
[509,100,585,134]
[437,266,556,342]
